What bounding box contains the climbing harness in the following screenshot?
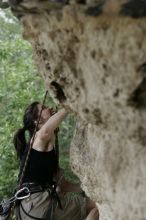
[0,90,63,220]
[16,183,63,220]
[0,187,30,220]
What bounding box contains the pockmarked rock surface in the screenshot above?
[8,0,146,219]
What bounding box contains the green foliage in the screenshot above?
[0,9,77,200]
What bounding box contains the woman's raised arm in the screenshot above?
[38,108,69,140]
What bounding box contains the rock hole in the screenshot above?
[42,49,48,60]
[85,0,106,16]
[120,0,146,18]
[84,108,89,113]
[113,89,120,98]
[50,81,66,102]
[45,63,51,70]
[137,62,146,76]
[102,63,107,70]
[128,78,146,108]
[91,50,96,59]
[76,0,86,4]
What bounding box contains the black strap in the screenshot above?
[51,189,63,210]
[44,191,63,220]
[20,203,44,220]
[19,205,22,220]
[44,200,54,220]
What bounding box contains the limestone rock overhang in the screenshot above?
[1,1,146,219]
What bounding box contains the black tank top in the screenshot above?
[19,148,58,185]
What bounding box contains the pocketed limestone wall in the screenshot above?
[8,0,146,219]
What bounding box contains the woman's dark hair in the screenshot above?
[13,101,39,159]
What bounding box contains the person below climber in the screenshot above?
[14,101,99,220]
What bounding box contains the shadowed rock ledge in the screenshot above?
[6,0,146,219]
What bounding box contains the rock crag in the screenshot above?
[7,0,146,219]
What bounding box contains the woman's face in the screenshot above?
[37,103,55,125]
